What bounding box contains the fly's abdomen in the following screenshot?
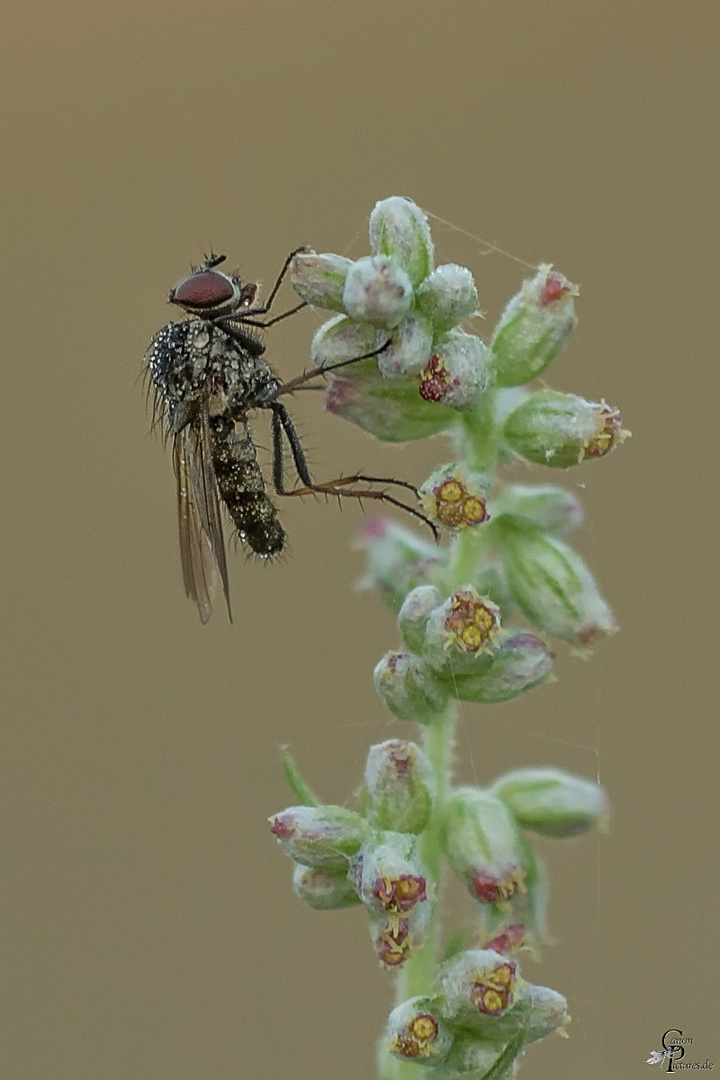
[209,416,286,556]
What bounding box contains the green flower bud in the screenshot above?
[289,251,353,311]
[369,196,434,287]
[365,739,435,834]
[416,263,479,333]
[435,948,520,1029]
[443,788,526,905]
[492,483,584,537]
[429,1035,521,1080]
[350,832,429,922]
[398,586,443,653]
[343,255,414,328]
[491,264,578,387]
[504,390,629,468]
[491,767,608,837]
[377,311,434,377]
[325,369,457,442]
[269,805,369,870]
[356,518,443,611]
[292,864,362,910]
[418,463,491,533]
[423,587,501,675]
[445,632,553,704]
[441,981,568,1047]
[310,314,380,368]
[370,900,433,969]
[419,330,494,411]
[495,514,616,647]
[373,650,448,725]
[384,997,453,1064]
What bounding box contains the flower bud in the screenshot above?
[490,767,608,837]
[444,632,553,704]
[443,788,526,905]
[398,585,443,652]
[517,983,569,1044]
[418,331,494,411]
[429,1036,521,1080]
[269,805,369,870]
[290,251,353,311]
[343,255,414,328]
[416,263,479,333]
[310,314,381,368]
[371,900,432,969]
[418,464,491,532]
[374,651,448,725]
[495,514,616,647]
[376,311,434,377]
[504,390,629,468]
[365,739,435,834]
[384,997,453,1064]
[351,832,429,922]
[356,518,444,611]
[369,196,434,287]
[491,264,578,387]
[492,483,583,537]
[325,369,457,442]
[435,948,519,1029]
[423,587,501,675]
[292,864,362,910]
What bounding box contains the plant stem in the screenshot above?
[378,700,458,1080]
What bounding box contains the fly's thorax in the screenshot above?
[146,319,213,433]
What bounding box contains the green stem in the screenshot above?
[378,701,458,1080]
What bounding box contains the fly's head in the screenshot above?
[169,254,258,320]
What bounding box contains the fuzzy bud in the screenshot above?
[384,997,453,1064]
[325,368,457,442]
[343,255,414,328]
[416,263,479,333]
[376,311,434,377]
[356,518,443,611]
[269,805,369,870]
[398,585,443,653]
[423,587,502,675]
[491,264,578,387]
[444,631,553,704]
[429,1036,521,1080]
[290,251,353,312]
[435,948,520,1030]
[491,767,609,837]
[504,390,629,468]
[492,483,584,538]
[369,196,434,287]
[364,740,435,834]
[292,864,362,910]
[310,314,380,369]
[351,831,429,921]
[418,463,491,532]
[443,788,526,905]
[443,980,569,1047]
[418,330,494,411]
[373,651,448,726]
[495,514,616,648]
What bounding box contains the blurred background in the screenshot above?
[1,3,717,1078]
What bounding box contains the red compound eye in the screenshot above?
[171,270,236,309]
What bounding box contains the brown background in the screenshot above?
[1,3,717,1078]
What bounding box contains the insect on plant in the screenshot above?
[144,249,438,623]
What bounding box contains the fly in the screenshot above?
[144,250,437,622]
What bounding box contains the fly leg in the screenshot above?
[269,401,439,540]
[227,246,310,328]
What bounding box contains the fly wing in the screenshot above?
[173,417,232,623]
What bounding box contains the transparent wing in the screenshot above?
[173,415,232,623]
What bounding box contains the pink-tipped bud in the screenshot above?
[343,255,414,328]
[442,788,526,906]
[269,805,369,870]
[364,740,435,834]
[504,390,629,468]
[351,832,429,921]
[325,368,457,443]
[418,330,493,411]
[290,251,353,311]
[373,651,448,726]
[491,264,578,387]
